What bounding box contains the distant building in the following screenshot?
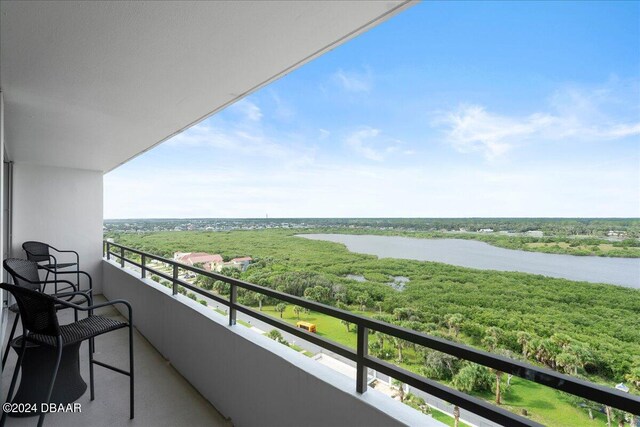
[174,252,224,271]
[218,256,253,272]
[478,228,494,233]
[526,230,544,238]
[174,252,252,272]
[607,230,627,237]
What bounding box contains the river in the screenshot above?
[298,234,640,289]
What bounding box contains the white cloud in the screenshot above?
[333,68,372,92]
[344,128,411,161]
[318,129,331,139]
[345,128,384,161]
[436,105,543,160]
[104,161,640,219]
[269,91,295,121]
[435,83,640,160]
[230,99,262,122]
[165,103,314,166]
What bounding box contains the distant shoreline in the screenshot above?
[297,234,640,288]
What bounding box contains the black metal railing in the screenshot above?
[103,240,640,427]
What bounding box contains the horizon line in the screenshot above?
[104,216,640,221]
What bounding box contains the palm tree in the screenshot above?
[482,335,498,352]
[453,405,460,427]
[535,338,560,369]
[391,335,405,363]
[376,331,385,352]
[341,319,351,332]
[492,368,503,405]
[355,292,369,311]
[483,326,504,350]
[293,305,302,320]
[256,293,266,311]
[275,303,287,318]
[445,313,463,338]
[392,380,405,402]
[517,331,532,358]
[375,301,383,314]
[555,351,580,375]
[626,364,640,390]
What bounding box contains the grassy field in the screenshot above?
[259,304,359,348]
[493,377,609,427]
[430,409,471,427]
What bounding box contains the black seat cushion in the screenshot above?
[28,315,127,347]
[41,262,77,270]
[10,295,90,313]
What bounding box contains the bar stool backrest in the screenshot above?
[4,258,42,291]
[22,241,50,263]
[0,282,60,337]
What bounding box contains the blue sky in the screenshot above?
[104,1,640,219]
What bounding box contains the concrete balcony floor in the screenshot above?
[1,295,232,427]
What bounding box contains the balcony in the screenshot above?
[0,242,637,426]
[0,1,638,426]
[98,242,639,427]
[1,296,231,427]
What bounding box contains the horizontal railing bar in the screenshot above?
[142,267,174,284]
[92,359,131,376]
[365,356,542,427]
[234,303,357,361]
[105,241,640,415]
[171,278,231,307]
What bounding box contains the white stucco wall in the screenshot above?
[103,260,441,427]
[12,163,103,292]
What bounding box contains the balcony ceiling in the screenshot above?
[0,0,412,172]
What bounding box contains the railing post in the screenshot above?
[106,242,111,260]
[356,325,368,393]
[141,254,146,278]
[120,246,125,268]
[229,283,237,326]
[172,264,178,295]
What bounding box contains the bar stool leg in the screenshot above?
[2,314,19,369]
[1,337,27,426]
[38,336,63,427]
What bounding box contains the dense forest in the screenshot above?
[108,228,640,425]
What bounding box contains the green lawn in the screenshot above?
[495,376,608,426]
[237,319,252,328]
[257,304,360,349]
[430,409,471,427]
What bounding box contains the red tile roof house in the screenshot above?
[225,257,253,271]
[174,252,224,271]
